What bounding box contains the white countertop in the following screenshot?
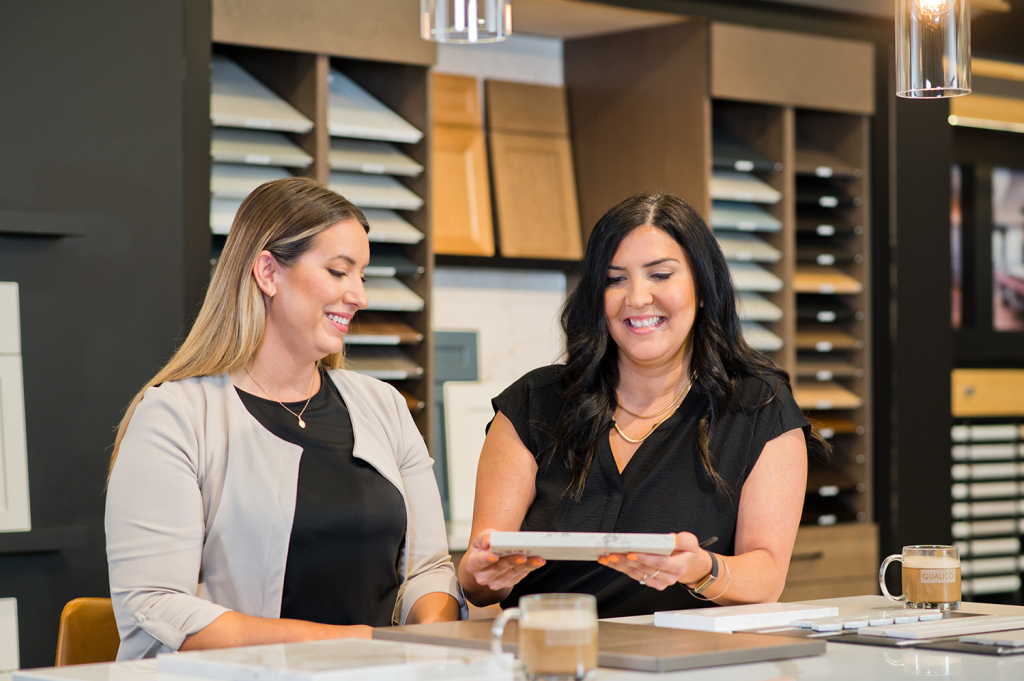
[14,597,1024,680]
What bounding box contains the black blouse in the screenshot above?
[491,364,809,618]
[237,372,407,627]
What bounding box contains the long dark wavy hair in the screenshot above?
[556,192,828,501]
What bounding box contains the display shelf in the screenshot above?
[715,232,782,262]
[211,163,291,199]
[327,68,423,143]
[795,359,863,380]
[713,127,781,173]
[795,328,863,351]
[794,147,862,178]
[795,216,863,237]
[793,381,863,410]
[366,244,424,278]
[710,171,783,204]
[399,388,426,414]
[807,469,862,496]
[804,413,863,438]
[796,242,864,265]
[344,345,423,380]
[737,291,783,322]
[345,312,423,345]
[364,209,424,244]
[210,198,243,235]
[729,261,783,292]
[211,128,313,168]
[711,201,782,232]
[328,172,424,211]
[211,55,313,133]
[363,277,424,312]
[741,321,784,351]
[795,178,862,209]
[329,138,423,176]
[793,265,863,294]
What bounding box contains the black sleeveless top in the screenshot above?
[491,364,809,618]
[237,372,407,626]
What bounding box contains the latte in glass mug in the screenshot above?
[880,545,961,610]
[492,593,598,680]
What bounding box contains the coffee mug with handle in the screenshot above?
[879,545,961,611]
[491,593,598,681]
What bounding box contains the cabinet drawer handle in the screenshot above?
[792,551,825,562]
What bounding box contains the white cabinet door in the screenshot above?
[0,283,30,532]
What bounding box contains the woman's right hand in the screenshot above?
[462,528,546,593]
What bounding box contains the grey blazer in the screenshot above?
[105,370,465,660]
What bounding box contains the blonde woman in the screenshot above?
[105,177,463,660]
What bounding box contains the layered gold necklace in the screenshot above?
[613,375,694,444]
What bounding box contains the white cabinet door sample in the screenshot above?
[0,283,30,532]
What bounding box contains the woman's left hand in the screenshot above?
[598,532,712,591]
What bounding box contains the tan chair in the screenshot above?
[55,598,120,666]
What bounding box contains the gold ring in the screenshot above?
[651,570,661,579]
[640,573,648,586]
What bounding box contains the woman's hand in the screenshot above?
[462,528,546,593]
[597,532,712,591]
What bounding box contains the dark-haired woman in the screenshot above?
[458,193,824,617]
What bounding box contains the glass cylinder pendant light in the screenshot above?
[896,0,971,98]
[421,0,512,43]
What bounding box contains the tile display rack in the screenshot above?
[207,45,434,449]
[951,420,1024,598]
[712,101,872,535]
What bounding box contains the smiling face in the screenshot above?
[261,218,370,364]
[604,224,699,373]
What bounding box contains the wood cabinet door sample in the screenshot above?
[431,124,495,256]
[485,80,569,136]
[489,131,582,260]
[433,73,482,128]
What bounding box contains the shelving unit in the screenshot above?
[205,38,436,450]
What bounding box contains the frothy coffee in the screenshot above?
[902,554,961,607]
[519,610,598,680]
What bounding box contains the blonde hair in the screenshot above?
[108,177,369,478]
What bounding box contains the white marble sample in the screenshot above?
[655,603,839,633]
[488,531,676,561]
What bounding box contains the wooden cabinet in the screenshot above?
[486,80,582,260]
[781,524,879,601]
[431,74,494,257]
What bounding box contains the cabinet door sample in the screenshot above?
[211,198,244,235]
[346,312,424,345]
[0,283,30,532]
[489,132,582,260]
[433,74,482,128]
[344,346,423,380]
[211,163,291,199]
[710,171,782,204]
[363,277,425,312]
[363,209,424,244]
[741,321,783,352]
[329,139,423,177]
[793,382,863,411]
[793,265,863,294]
[366,244,424,278]
[328,172,424,211]
[737,291,783,322]
[211,128,313,168]
[795,328,863,352]
[431,125,495,256]
[211,55,313,133]
[711,201,782,232]
[729,261,783,292]
[486,81,569,136]
[716,232,782,262]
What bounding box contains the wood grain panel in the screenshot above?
[490,132,582,260]
[213,0,436,66]
[486,81,569,136]
[433,74,482,128]
[952,369,1024,417]
[780,576,878,602]
[950,93,1024,133]
[513,0,683,39]
[565,22,711,239]
[785,523,878,583]
[711,23,874,115]
[431,125,495,256]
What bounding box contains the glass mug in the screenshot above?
[491,593,598,681]
[879,545,961,611]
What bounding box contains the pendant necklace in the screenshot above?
[244,366,317,429]
[613,375,694,445]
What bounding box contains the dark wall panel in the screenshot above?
[0,1,209,667]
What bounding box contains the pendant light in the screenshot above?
[421,0,512,43]
[896,0,971,98]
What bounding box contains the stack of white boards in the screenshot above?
[654,603,839,633]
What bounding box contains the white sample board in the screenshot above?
[716,232,782,262]
[488,531,677,561]
[0,284,31,532]
[344,346,423,380]
[363,277,425,312]
[711,201,782,232]
[211,55,313,133]
[729,262,783,292]
[210,198,243,235]
[329,139,423,177]
[328,172,424,211]
[443,382,506,550]
[328,69,423,143]
[710,172,783,204]
[736,292,783,322]
[655,603,838,633]
[363,209,424,244]
[211,163,290,199]
[211,128,313,168]
[741,321,783,352]
[0,598,17,672]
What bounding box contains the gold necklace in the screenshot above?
[616,379,690,419]
[244,366,318,428]
[613,376,693,444]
